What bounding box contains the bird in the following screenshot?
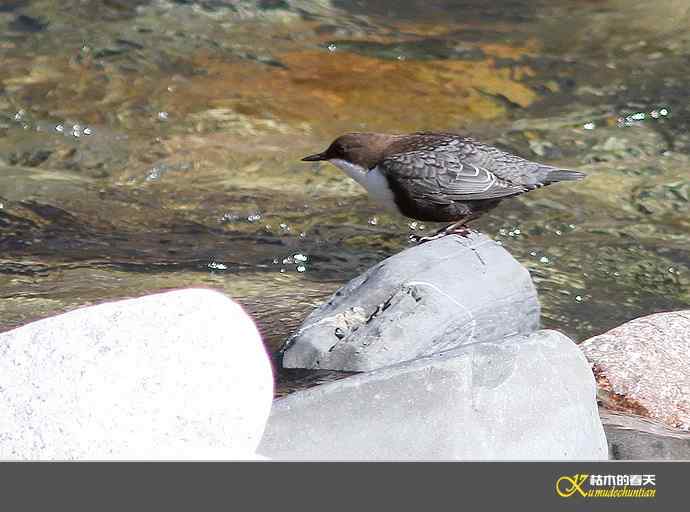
[302,132,585,242]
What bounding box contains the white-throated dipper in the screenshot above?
[302,132,585,241]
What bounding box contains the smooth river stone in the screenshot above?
[281,232,540,371]
[260,330,608,460]
[580,310,690,431]
[0,289,273,460]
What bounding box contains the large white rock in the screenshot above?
[0,288,273,460]
[261,330,607,460]
[281,233,540,371]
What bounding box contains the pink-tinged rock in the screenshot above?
[580,311,690,431]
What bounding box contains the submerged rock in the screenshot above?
[281,232,540,371]
[580,310,690,431]
[261,330,608,460]
[0,289,273,460]
[602,410,690,460]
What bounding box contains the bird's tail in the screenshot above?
[544,168,586,183]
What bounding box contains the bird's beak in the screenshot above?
[301,152,327,162]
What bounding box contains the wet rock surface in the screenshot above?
[0,289,274,459]
[580,311,690,431]
[281,232,540,371]
[261,330,608,460]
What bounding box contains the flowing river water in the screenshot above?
[1,0,689,397]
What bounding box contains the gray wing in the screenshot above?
[381,150,529,203]
[462,142,563,186]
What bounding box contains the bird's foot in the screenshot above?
[446,225,474,238]
[409,232,443,244]
[410,225,473,244]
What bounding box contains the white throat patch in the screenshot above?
[329,159,398,212]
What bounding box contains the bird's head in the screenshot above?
[302,133,394,170]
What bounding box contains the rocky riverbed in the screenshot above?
[1,0,688,354]
[1,225,688,460]
[1,0,690,458]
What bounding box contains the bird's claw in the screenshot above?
[409,233,433,244]
[409,225,474,245]
[446,225,474,238]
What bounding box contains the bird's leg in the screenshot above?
[410,218,474,244]
[441,219,474,237]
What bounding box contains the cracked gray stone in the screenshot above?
[281,232,540,371]
[261,330,608,460]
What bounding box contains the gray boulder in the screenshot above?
[281,232,540,371]
[260,330,608,460]
[0,289,274,460]
[602,410,690,460]
[580,310,690,431]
